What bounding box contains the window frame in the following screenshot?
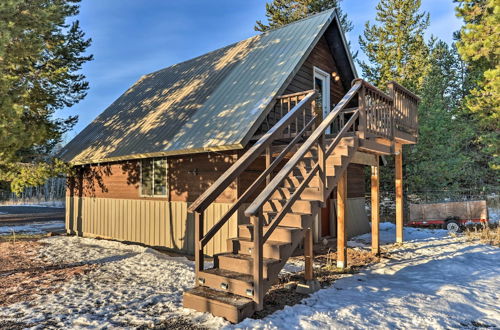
[139,158,168,198]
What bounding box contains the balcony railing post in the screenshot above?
[387,82,395,139]
[252,212,264,311]
[194,211,204,285]
[358,83,366,140]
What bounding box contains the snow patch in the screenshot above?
[0,221,65,235]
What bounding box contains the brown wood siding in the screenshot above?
[67,151,238,203]
[285,36,346,106]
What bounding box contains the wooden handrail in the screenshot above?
[275,89,315,99]
[388,80,420,102]
[245,80,363,217]
[262,163,319,243]
[199,115,317,247]
[189,90,316,213]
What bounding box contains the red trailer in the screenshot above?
[408,200,488,232]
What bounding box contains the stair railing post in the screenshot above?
[194,211,204,285]
[265,145,272,185]
[358,83,366,140]
[317,133,326,204]
[251,211,264,311]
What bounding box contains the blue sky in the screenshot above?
[59,0,462,140]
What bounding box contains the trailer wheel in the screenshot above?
[446,220,461,233]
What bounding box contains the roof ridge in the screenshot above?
[259,8,336,35]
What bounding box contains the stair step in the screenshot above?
[228,237,291,260]
[183,286,255,323]
[216,253,280,276]
[198,268,257,298]
[238,224,303,242]
[263,211,313,228]
[263,199,318,214]
[270,186,322,201]
[293,164,339,177]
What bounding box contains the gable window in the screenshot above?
[140,158,167,197]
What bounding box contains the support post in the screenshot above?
[194,211,204,284]
[371,156,380,255]
[395,143,404,243]
[252,213,263,311]
[336,171,347,269]
[304,228,314,280]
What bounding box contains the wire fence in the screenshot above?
[0,177,66,206]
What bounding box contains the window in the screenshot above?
[140,158,167,197]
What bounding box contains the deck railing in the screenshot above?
[388,81,420,137]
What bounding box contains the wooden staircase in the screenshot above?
[183,79,420,322]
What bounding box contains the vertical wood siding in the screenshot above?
[66,196,237,256]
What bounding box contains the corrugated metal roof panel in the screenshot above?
[60,9,336,164]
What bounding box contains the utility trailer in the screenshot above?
[408,200,488,232]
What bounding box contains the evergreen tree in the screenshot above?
[0,0,92,193]
[405,40,481,191]
[358,0,430,91]
[455,0,499,172]
[255,0,353,36]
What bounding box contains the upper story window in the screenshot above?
[140,158,167,197]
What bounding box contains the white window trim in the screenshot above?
[139,158,168,198]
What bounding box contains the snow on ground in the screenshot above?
[236,227,500,329]
[0,224,499,329]
[0,201,65,208]
[0,221,65,236]
[0,236,225,329]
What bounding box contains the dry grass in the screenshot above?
[464,224,500,247]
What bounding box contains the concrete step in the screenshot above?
[215,253,281,277]
[183,286,255,323]
[238,224,303,243]
[228,237,291,260]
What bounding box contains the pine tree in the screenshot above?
[455,0,499,172]
[255,0,353,35]
[358,0,430,91]
[0,0,92,193]
[405,40,481,191]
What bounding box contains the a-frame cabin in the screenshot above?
[60,9,419,322]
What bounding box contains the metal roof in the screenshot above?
[60,9,348,164]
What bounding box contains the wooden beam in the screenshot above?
[395,143,404,243]
[304,228,314,280]
[337,171,347,269]
[371,157,380,255]
[351,151,378,167]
